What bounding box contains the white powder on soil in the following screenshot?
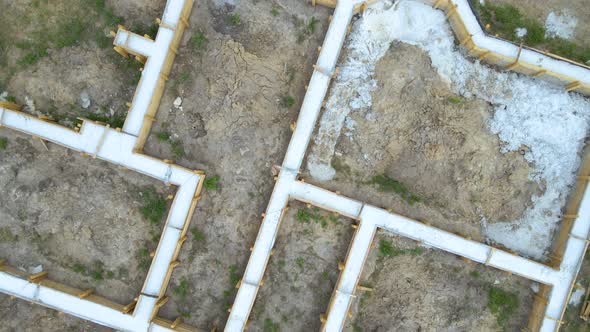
[312,0,590,259]
[545,11,578,40]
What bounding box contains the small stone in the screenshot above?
[30,265,43,274]
[80,91,91,109]
[24,96,36,113]
[240,147,250,155]
[173,97,183,108]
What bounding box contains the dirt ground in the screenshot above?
[0,129,171,304]
[304,42,540,242]
[245,202,354,331]
[561,257,590,332]
[483,0,590,48]
[345,233,534,332]
[0,0,167,128]
[141,0,332,330]
[0,293,112,332]
[0,0,330,328]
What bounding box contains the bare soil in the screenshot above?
[0,294,112,332]
[246,201,354,331]
[304,43,540,241]
[142,0,332,329]
[345,233,534,332]
[0,129,171,304]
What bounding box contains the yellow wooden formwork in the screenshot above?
[424,0,590,96]
[0,263,126,313]
[152,317,202,332]
[320,220,377,331]
[134,0,195,150]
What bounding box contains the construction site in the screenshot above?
[0,0,589,331]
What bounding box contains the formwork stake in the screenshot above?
[171,317,183,328]
[28,271,48,283]
[445,4,458,18]
[78,288,95,299]
[566,81,582,92]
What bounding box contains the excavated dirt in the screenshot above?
[141,0,331,330]
[0,294,112,332]
[246,202,354,331]
[304,43,540,241]
[345,233,534,332]
[0,129,171,304]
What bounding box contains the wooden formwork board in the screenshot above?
[152,317,202,332]
[527,284,553,331]
[320,220,377,331]
[135,0,195,150]
[421,0,590,96]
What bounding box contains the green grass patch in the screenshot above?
[0,227,17,242]
[378,239,424,258]
[447,95,464,104]
[203,175,220,191]
[280,95,295,108]
[487,286,518,330]
[138,187,167,225]
[263,318,280,332]
[155,131,171,142]
[0,137,8,150]
[370,175,422,205]
[191,31,208,51]
[296,207,328,228]
[295,257,305,270]
[471,1,590,63]
[191,227,205,242]
[173,277,190,299]
[171,139,184,158]
[271,6,280,17]
[470,270,481,278]
[228,13,241,25]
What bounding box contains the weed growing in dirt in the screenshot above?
[0,137,8,150]
[139,187,167,225]
[471,1,590,63]
[447,95,464,104]
[156,131,171,142]
[191,31,208,51]
[137,246,152,271]
[263,318,280,332]
[83,111,126,129]
[180,311,192,318]
[378,239,424,258]
[470,270,481,278]
[271,6,280,17]
[0,227,17,242]
[171,139,185,158]
[204,175,220,191]
[370,175,422,205]
[228,13,241,25]
[131,22,159,40]
[173,278,190,299]
[295,257,305,270]
[191,227,205,242]
[280,95,296,108]
[296,207,328,228]
[487,286,518,330]
[307,17,318,34]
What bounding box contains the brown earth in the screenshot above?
[246,202,354,332]
[0,294,112,332]
[304,42,540,241]
[345,233,534,332]
[0,129,170,304]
